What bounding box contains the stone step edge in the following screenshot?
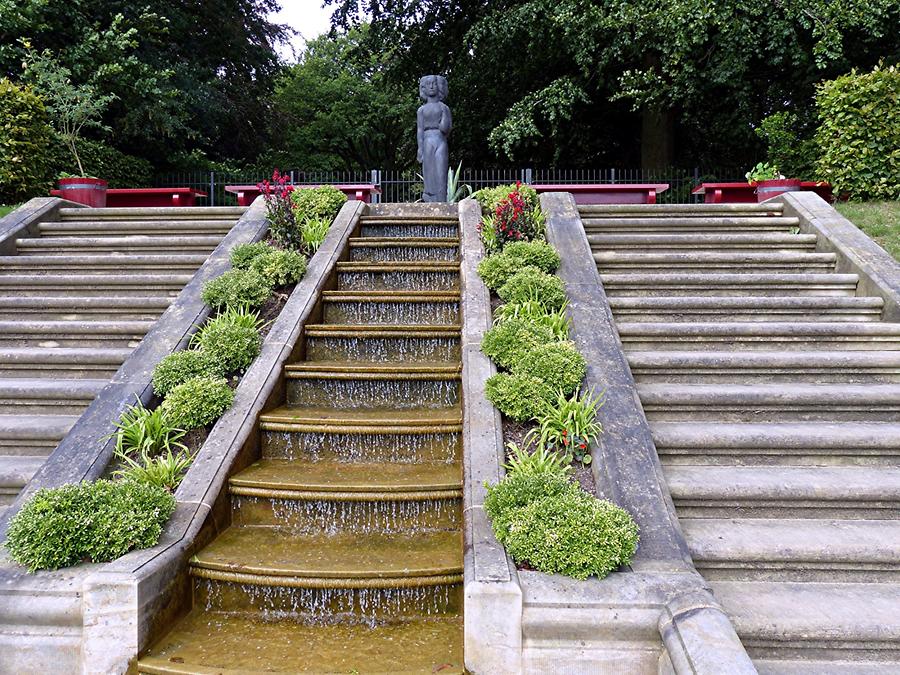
[336,261,460,271]
[285,364,460,379]
[304,324,461,337]
[348,237,460,247]
[189,566,463,588]
[229,484,463,502]
[322,291,460,302]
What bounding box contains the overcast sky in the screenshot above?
[271,1,336,61]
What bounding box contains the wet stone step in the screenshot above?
[336,262,460,292]
[304,325,461,363]
[285,361,460,409]
[348,238,460,263]
[359,220,459,239]
[322,291,460,326]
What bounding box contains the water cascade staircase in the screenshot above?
[0,206,245,517]
[137,210,465,672]
[583,203,900,673]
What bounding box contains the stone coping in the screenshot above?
[777,191,900,321]
[0,197,82,256]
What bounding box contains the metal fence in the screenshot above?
[152,167,747,205]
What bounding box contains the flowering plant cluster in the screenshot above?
[257,170,295,246]
[476,182,544,253]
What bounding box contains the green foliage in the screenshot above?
[816,64,900,201]
[113,447,193,492]
[201,269,273,311]
[250,248,307,286]
[745,161,782,183]
[447,161,472,203]
[109,399,187,455]
[300,216,331,252]
[46,133,152,188]
[503,442,571,479]
[477,254,535,291]
[290,185,347,222]
[484,471,575,543]
[474,183,540,213]
[152,350,221,397]
[502,240,560,273]
[493,301,570,340]
[480,318,555,370]
[160,377,234,430]
[498,269,567,312]
[526,389,604,465]
[478,215,500,255]
[503,489,639,580]
[190,310,262,374]
[485,372,555,422]
[756,111,820,181]
[514,340,586,396]
[5,480,176,572]
[0,78,51,202]
[230,241,273,270]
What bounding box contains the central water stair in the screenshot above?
[583,203,900,673]
[138,211,465,673]
[0,206,245,517]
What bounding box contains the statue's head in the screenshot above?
[419,75,448,102]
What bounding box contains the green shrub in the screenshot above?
[503,490,639,580]
[160,377,234,430]
[502,240,560,273]
[493,300,570,340]
[5,480,176,572]
[110,399,188,455]
[755,111,820,181]
[152,350,221,397]
[190,312,262,374]
[0,78,52,203]
[201,269,273,310]
[290,185,346,221]
[230,241,273,270]
[498,269,567,311]
[515,340,586,395]
[816,64,900,201]
[47,133,153,188]
[250,248,307,286]
[481,318,555,370]
[484,471,575,543]
[485,372,555,422]
[477,254,536,291]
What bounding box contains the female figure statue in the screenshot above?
[417,75,452,202]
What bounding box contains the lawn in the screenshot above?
[836,201,900,261]
[0,204,18,218]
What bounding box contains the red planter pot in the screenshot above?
[58,177,108,207]
[755,178,802,203]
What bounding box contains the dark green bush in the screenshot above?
[755,111,820,181]
[47,134,153,187]
[5,480,176,572]
[477,254,531,291]
[481,318,556,370]
[515,340,586,396]
[503,489,639,580]
[160,377,234,430]
[485,372,555,422]
[191,316,262,374]
[816,64,900,201]
[230,241,273,270]
[484,472,575,543]
[498,269,567,311]
[290,185,346,221]
[152,350,221,397]
[250,248,307,286]
[0,78,52,203]
[201,269,273,310]
[502,240,560,274]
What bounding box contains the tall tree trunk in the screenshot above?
[641,106,674,171]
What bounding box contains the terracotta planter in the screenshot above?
[754,178,802,203]
[58,177,108,207]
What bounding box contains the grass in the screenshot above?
[0,204,19,218]
[836,201,900,261]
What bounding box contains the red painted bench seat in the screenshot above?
[692,182,833,203]
[225,184,381,206]
[531,183,669,204]
[50,187,208,207]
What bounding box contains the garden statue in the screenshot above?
[417,75,452,202]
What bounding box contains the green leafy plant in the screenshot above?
[291,185,346,221]
[498,269,567,311]
[476,254,533,291]
[250,247,307,286]
[745,161,782,183]
[503,441,571,478]
[300,216,331,252]
[201,268,273,310]
[502,240,560,273]
[755,111,820,181]
[152,350,221,397]
[5,480,176,572]
[478,214,500,254]
[446,161,472,203]
[190,309,263,374]
[0,78,52,203]
[160,377,234,430]
[526,389,604,465]
[485,372,554,422]
[230,241,273,270]
[114,446,194,492]
[493,300,570,340]
[484,471,575,543]
[109,399,187,457]
[481,318,555,370]
[514,340,586,396]
[474,182,540,213]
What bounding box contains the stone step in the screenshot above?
[336,261,460,292]
[0,378,105,415]
[712,581,900,666]
[321,291,460,326]
[57,206,245,220]
[0,347,129,378]
[666,465,900,519]
[285,361,460,408]
[0,414,75,464]
[348,237,460,263]
[594,251,837,274]
[653,422,900,467]
[359,219,459,239]
[628,350,900,383]
[230,458,462,533]
[137,612,464,675]
[40,220,235,236]
[0,274,190,297]
[0,320,150,348]
[588,232,818,251]
[578,203,783,216]
[610,296,883,323]
[638,383,900,421]
[583,216,798,234]
[0,295,171,321]
[600,273,859,297]
[752,658,900,674]
[0,455,46,505]
[617,321,900,351]
[304,324,461,363]
[17,234,222,254]
[0,253,207,274]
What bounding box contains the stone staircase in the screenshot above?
[137,212,464,673]
[0,206,245,517]
[582,203,900,673]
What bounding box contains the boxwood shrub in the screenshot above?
[201,269,273,310]
[485,372,555,422]
[515,341,586,396]
[152,350,221,397]
[484,472,574,543]
[230,241,273,270]
[477,255,533,291]
[160,377,234,430]
[291,185,347,221]
[0,78,52,203]
[250,248,307,286]
[502,240,560,274]
[498,269,567,311]
[481,318,556,370]
[191,316,262,374]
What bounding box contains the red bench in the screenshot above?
[531,183,669,205]
[50,187,208,207]
[692,182,834,204]
[225,184,381,206]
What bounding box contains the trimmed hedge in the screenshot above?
[47,133,153,188]
[290,185,346,221]
[160,377,234,430]
[485,372,555,422]
[0,78,52,203]
[481,318,555,370]
[515,340,586,396]
[201,269,273,310]
[151,350,221,397]
[498,268,567,311]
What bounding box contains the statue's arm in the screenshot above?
[440,104,452,135]
[416,107,424,162]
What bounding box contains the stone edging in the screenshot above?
[0,197,82,255]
